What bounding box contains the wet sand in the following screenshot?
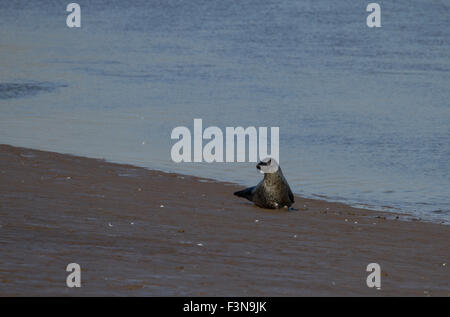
[0,144,448,296]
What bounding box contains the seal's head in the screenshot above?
[256,157,279,174]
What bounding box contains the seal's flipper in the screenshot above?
[234,186,255,202]
[288,187,295,204]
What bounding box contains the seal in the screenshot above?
[234,158,294,209]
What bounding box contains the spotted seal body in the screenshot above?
[234,158,294,209]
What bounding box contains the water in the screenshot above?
[0,0,449,222]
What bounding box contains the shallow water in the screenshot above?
[0,0,449,222]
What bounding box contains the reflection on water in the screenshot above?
[0,83,66,100]
[0,0,449,222]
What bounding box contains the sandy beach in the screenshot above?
[0,144,448,296]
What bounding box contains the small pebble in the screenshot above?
[197,243,203,247]
[160,205,164,208]
[108,223,113,227]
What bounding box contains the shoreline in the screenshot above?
[0,144,449,296]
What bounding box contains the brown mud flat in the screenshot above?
[0,144,448,296]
